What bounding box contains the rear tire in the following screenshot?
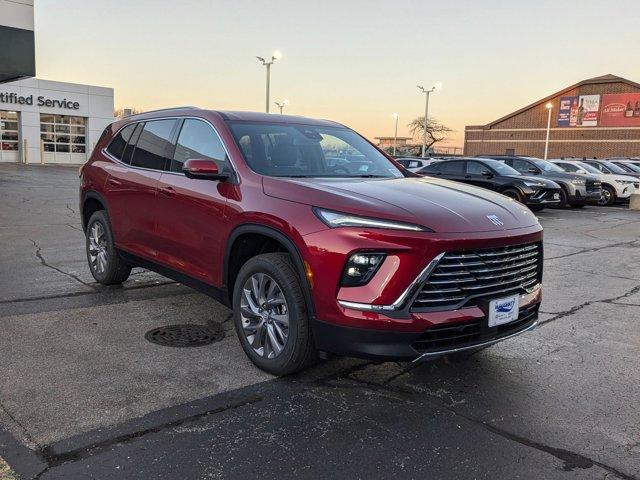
[85,211,131,285]
[232,253,316,376]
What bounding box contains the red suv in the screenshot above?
[80,108,543,375]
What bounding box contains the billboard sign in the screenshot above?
[558,96,578,127]
[557,94,600,127]
[600,93,640,126]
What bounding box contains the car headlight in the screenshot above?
[522,181,546,187]
[313,208,430,231]
[570,179,585,185]
[341,252,386,286]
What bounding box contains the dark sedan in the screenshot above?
[418,157,562,211]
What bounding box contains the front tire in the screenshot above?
[551,188,568,209]
[86,211,131,285]
[502,188,523,203]
[232,253,316,376]
[599,185,616,206]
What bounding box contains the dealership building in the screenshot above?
[464,74,640,159]
[1,0,114,164]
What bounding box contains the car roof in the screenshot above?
[121,107,345,128]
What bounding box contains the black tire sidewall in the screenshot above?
[602,185,616,206]
[232,253,309,375]
[503,188,523,203]
[86,211,122,283]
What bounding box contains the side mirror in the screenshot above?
[576,169,587,174]
[528,167,541,174]
[481,170,493,178]
[182,159,229,181]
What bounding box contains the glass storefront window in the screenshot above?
[40,114,86,154]
[0,111,19,151]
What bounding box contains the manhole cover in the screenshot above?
[145,324,225,348]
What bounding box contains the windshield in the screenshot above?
[599,160,627,174]
[614,162,640,173]
[482,159,521,176]
[228,122,404,178]
[528,158,565,173]
[575,162,601,174]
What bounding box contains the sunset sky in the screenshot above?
[34,0,640,147]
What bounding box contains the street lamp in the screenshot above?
[392,113,399,156]
[275,99,289,114]
[417,82,441,158]
[256,50,282,113]
[544,102,553,160]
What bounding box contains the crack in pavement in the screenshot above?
[29,239,96,289]
[338,370,637,480]
[546,239,640,261]
[32,395,263,477]
[538,281,640,328]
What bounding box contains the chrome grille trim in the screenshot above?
[412,242,543,311]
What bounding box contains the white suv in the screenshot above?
[551,160,639,206]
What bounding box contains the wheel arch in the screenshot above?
[224,224,315,319]
[81,190,110,232]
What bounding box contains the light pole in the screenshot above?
[275,99,289,114]
[256,50,282,113]
[392,113,399,156]
[417,82,441,158]
[544,102,553,160]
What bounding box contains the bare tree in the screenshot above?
[114,107,142,119]
[407,117,453,151]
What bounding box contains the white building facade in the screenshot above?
[0,78,114,164]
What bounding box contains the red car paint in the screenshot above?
[80,108,543,360]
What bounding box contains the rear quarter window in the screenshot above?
[106,124,136,160]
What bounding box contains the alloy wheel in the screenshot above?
[598,188,612,206]
[88,221,108,274]
[240,273,289,359]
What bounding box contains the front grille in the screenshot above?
[412,242,542,311]
[411,303,538,354]
[586,180,601,193]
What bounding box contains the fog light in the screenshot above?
[341,253,386,287]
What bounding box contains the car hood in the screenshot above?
[263,176,539,233]
[609,174,640,182]
[505,175,560,187]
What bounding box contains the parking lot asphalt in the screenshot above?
[0,164,639,479]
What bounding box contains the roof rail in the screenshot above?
[126,106,199,117]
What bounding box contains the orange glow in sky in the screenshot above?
[34,0,640,147]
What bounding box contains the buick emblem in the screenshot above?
[486,214,504,226]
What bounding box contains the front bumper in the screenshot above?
[313,290,540,360]
[615,183,639,200]
[569,184,601,205]
[524,188,561,206]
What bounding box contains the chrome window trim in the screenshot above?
[103,115,238,180]
[337,252,446,312]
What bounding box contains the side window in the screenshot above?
[511,159,531,172]
[438,161,464,175]
[585,162,605,173]
[560,163,578,172]
[171,119,228,173]
[106,124,135,160]
[131,120,178,170]
[121,122,143,165]
[466,161,487,175]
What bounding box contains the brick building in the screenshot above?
[464,74,640,159]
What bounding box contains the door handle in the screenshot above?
[159,186,175,197]
[107,178,122,186]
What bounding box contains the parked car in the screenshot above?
[417,157,562,211]
[478,155,601,208]
[80,108,544,375]
[550,160,636,206]
[608,160,640,175]
[395,157,432,172]
[582,159,640,180]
